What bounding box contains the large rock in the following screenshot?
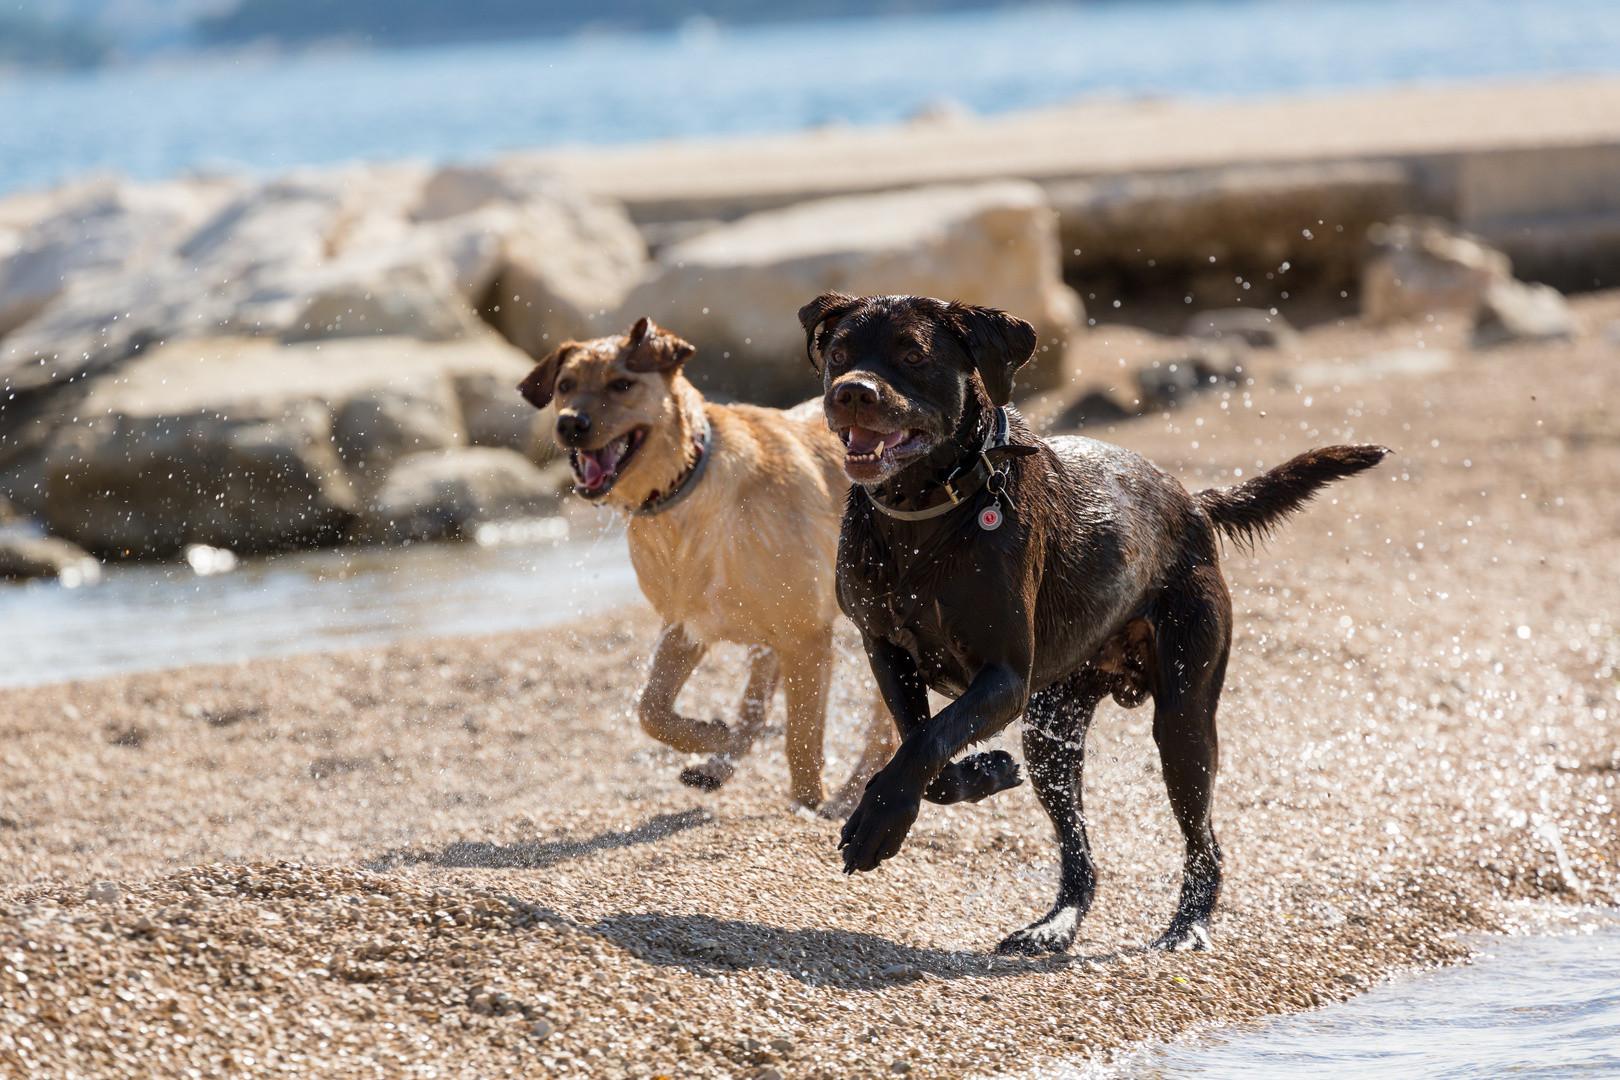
[618,181,1084,404]
[36,334,536,557]
[1471,278,1578,347]
[332,381,465,481]
[419,163,649,359]
[0,163,643,397]
[1049,160,1415,309]
[452,371,551,457]
[0,176,242,340]
[1361,217,1512,324]
[352,447,561,545]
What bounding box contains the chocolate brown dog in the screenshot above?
[801,291,1386,952]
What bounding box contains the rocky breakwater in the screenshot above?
[0,161,650,563]
[0,164,1087,570]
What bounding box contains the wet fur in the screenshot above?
[804,292,1387,952]
[519,319,897,813]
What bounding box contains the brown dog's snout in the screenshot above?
[831,377,881,413]
[555,411,592,445]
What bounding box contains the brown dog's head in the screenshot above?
[799,293,1037,486]
[517,317,698,505]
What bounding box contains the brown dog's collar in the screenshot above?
[863,407,1035,522]
[634,413,713,517]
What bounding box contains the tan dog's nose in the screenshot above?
[556,411,592,445]
[833,378,880,410]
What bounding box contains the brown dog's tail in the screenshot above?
[1196,444,1389,546]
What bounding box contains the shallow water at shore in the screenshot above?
[2,0,1618,195]
[1074,918,1620,1080]
[0,524,639,688]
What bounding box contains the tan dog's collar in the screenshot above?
[633,412,713,517]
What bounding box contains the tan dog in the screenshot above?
[517,317,896,813]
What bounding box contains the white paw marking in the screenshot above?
[1018,907,1079,944]
[1171,924,1211,951]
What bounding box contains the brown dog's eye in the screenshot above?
[830,349,847,368]
[608,378,635,393]
[904,350,924,365]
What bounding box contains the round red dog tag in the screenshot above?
[979,503,1004,531]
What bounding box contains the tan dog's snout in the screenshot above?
[555,410,593,447]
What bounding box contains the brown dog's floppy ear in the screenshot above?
[623,316,696,373]
[517,345,569,410]
[942,302,1038,407]
[797,292,862,373]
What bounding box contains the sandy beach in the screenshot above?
[3,294,1619,1079]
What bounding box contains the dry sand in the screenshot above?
[4,294,1620,1079]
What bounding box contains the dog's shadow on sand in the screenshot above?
[591,911,1133,990]
[364,809,712,871]
[363,808,1134,987]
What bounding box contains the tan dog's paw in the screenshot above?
[679,755,736,792]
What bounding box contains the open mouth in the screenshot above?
[840,425,931,475]
[570,427,648,498]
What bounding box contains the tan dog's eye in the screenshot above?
[608,378,635,393]
[557,377,575,394]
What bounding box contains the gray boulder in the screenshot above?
[1361,217,1512,324]
[44,401,356,558]
[353,447,562,544]
[1471,279,1578,347]
[0,176,242,341]
[1184,309,1297,350]
[618,181,1084,404]
[422,163,648,359]
[332,380,465,481]
[452,371,551,456]
[0,163,645,400]
[34,334,534,557]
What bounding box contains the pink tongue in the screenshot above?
[847,427,905,455]
[576,441,623,488]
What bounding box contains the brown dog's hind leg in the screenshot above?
[821,698,900,819]
[638,624,733,758]
[1148,565,1232,952]
[680,647,779,792]
[997,670,1110,955]
[778,630,835,810]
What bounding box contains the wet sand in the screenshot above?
[3,294,1619,1079]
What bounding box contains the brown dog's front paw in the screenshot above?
[923,750,1024,805]
[837,785,920,873]
[679,755,736,792]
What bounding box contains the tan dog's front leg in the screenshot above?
[821,698,900,819]
[778,630,834,810]
[681,646,779,792]
[637,624,731,754]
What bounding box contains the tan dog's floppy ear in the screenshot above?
[797,292,862,373]
[624,316,696,373]
[517,345,570,409]
[942,302,1038,407]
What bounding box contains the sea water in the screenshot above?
[2,0,1619,195]
[0,522,639,688]
[1061,919,1620,1080]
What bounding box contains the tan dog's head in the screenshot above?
[517,317,698,507]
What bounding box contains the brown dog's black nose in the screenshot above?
[556,412,592,444]
[833,379,880,411]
